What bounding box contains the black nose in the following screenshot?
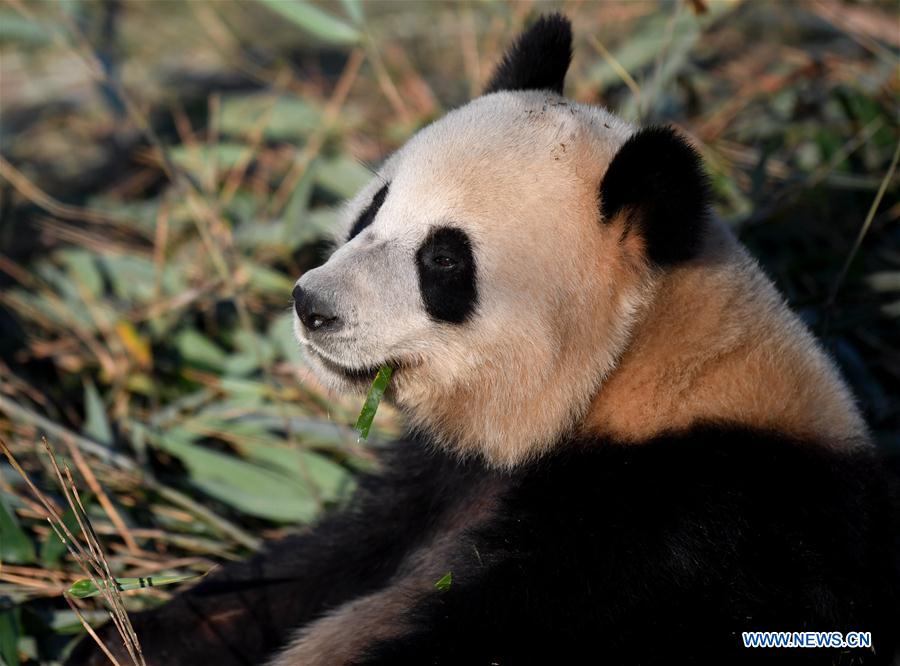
[293,285,341,333]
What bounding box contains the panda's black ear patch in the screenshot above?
[348,182,389,241]
[599,126,710,266]
[484,14,572,95]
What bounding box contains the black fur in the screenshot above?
[416,226,478,324]
[348,182,389,241]
[600,126,711,266]
[484,14,572,95]
[365,429,900,665]
[69,426,900,666]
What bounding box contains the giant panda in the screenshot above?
[70,14,899,666]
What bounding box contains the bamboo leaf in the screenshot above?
[232,438,351,503]
[0,495,35,565]
[169,143,249,185]
[241,261,295,297]
[150,431,321,522]
[0,605,20,666]
[282,158,319,244]
[434,571,452,592]
[355,366,392,440]
[256,0,361,45]
[220,94,323,140]
[175,329,229,372]
[59,249,103,297]
[82,380,113,446]
[340,0,364,24]
[865,271,900,292]
[68,574,199,598]
[316,156,372,199]
[116,320,152,368]
[270,312,305,364]
[0,9,50,46]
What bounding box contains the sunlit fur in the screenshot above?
[584,220,868,447]
[295,90,866,469]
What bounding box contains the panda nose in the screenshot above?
[292,285,341,333]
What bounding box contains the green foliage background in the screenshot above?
[0,1,897,663]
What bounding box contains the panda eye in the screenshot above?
[432,255,457,269]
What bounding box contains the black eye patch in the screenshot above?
[348,182,389,241]
[416,227,478,324]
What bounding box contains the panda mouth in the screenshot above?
[308,347,395,383]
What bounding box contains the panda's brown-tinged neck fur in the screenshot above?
[583,220,867,448]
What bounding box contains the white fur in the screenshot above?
[293,89,866,467]
[295,91,643,467]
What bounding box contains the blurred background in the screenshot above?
[0,0,898,663]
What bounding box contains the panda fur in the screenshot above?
[69,14,899,666]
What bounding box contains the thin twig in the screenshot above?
[267,47,365,218]
[67,441,141,554]
[587,34,642,102]
[1,436,144,664]
[219,69,292,206]
[736,117,885,227]
[52,451,145,666]
[0,155,133,226]
[823,138,900,331]
[363,36,411,123]
[64,594,125,666]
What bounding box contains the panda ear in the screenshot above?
[599,126,710,266]
[484,14,572,96]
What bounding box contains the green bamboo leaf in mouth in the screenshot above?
[355,365,394,440]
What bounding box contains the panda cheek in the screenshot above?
[416,227,478,324]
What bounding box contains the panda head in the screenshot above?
[293,15,711,467]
